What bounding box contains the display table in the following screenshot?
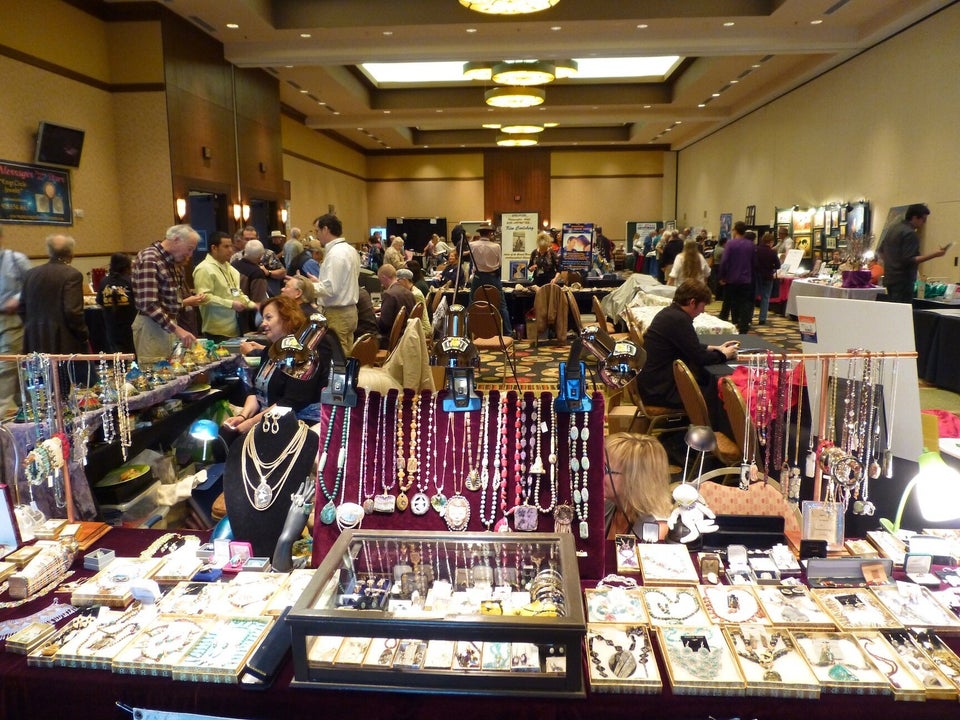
[914,308,960,392]
[1,528,958,720]
[3,356,240,520]
[785,279,886,317]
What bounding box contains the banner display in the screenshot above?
[0,160,72,225]
[560,222,594,275]
[501,212,539,283]
[626,221,661,254]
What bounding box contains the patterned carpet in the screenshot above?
[474,300,802,392]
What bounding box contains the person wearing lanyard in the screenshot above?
[468,226,513,335]
[132,224,206,364]
[193,231,256,342]
[0,225,32,418]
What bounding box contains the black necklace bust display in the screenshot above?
[224,408,319,557]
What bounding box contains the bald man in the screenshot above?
[20,233,88,354]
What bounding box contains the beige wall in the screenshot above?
[676,3,960,279]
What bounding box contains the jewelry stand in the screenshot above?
[223,410,319,557]
[309,388,607,581]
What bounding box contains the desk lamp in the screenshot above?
[880,413,960,534]
[189,419,222,463]
[431,304,481,412]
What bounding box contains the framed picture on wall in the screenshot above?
[839,206,847,224]
[794,234,812,258]
[813,206,825,228]
[825,236,837,250]
[776,208,793,225]
[745,205,756,225]
[719,213,732,241]
[824,211,833,235]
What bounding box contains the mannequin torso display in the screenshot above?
[224,408,320,557]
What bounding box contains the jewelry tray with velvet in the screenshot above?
[851,632,929,702]
[812,588,903,631]
[755,585,837,629]
[635,543,699,586]
[868,584,960,632]
[640,586,712,627]
[790,630,891,695]
[584,587,648,624]
[698,585,770,626]
[586,623,661,693]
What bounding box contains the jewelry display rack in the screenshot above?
[0,352,135,523]
[309,389,607,581]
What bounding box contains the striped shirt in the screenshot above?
[132,241,182,333]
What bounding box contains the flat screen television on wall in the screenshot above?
[34,121,85,168]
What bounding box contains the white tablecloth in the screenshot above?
[785,279,886,317]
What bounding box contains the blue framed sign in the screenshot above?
[0,159,73,225]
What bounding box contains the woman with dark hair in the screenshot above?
[225,295,334,434]
[405,260,430,297]
[96,252,136,353]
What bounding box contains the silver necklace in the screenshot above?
[242,416,310,510]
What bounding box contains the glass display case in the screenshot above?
[288,530,586,696]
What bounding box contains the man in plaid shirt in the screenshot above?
[131,224,206,363]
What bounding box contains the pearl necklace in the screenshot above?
[533,398,558,513]
[494,392,510,531]
[241,416,310,511]
[358,392,376,513]
[410,392,434,516]
[478,394,497,529]
[373,393,398,513]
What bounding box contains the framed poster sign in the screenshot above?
[0,160,73,225]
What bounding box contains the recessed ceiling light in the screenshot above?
[643,105,651,109]
[712,92,721,97]
[551,26,562,31]
[332,111,340,115]
[299,89,308,94]
[752,63,761,68]
[436,109,443,112]
[226,23,239,29]
[636,24,648,29]
[730,79,739,84]
[674,120,682,125]
[466,28,478,33]
[482,123,502,129]
[698,103,706,108]
[284,65,293,69]
[383,30,393,36]
[300,33,312,38]
[543,122,558,127]
[318,101,326,105]
[810,19,823,25]
[723,22,735,27]
[383,110,391,114]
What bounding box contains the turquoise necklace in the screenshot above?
[317,406,342,524]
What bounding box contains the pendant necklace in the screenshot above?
[493,392,511,532]
[242,416,310,511]
[804,356,821,477]
[731,630,792,682]
[395,392,410,511]
[444,414,471,531]
[315,406,342,524]
[410,392,433,516]
[569,412,591,539]
[788,362,803,504]
[464,411,481,491]
[358,392,376,514]
[433,411,453,514]
[373,392,398,513]
[882,355,900,478]
[512,395,538,531]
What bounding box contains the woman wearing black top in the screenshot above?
[529,232,559,286]
[96,252,137,354]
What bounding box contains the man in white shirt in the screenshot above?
[469,226,512,335]
[313,213,358,352]
[193,231,256,341]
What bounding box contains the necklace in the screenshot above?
[395,392,409,511]
[661,626,725,681]
[730,629,793,682]
[373,392,398,513]
[444,415,471,531]
[569,413,590,539]
[358,392,377,514]
[512,395,538,531]
[533,398,558,513]
[464,411,481,491]
[493,392,510,531]
[700,586,765,624]
[410,392,433,516]
[315,406,341,524]
[242,416,310,511]
[588,626,649,679]
[434,411,453,514]
[477,395,496,529]
[642,588,703,623]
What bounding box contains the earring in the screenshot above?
[270,413,279,434]
[262,412,274,434]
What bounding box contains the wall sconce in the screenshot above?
[175,197,187,221]
[242,204,251,222]
[202,146,212,159]
[280,208,288,224]
[258,162,267,173]
[232,203,242,222]
[543,219,549,228]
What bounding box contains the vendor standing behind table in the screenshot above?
[637,280,738,411]
[469,226,513,336]
[878,203,947,303]
[529,232,559,286]
[96,252,137,354]
[193,231,256,342]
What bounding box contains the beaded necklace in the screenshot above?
[512,395,539,531]
[569,413,590,539]
[478,395,497,529]
[433,411,453,514]
[358,392,376,514]
[444,415,471,531]
[493,393,510,532]
[242,415,310,511]
[588,627,649,680]
[395,392,409,511]
[661,626,725,681]
[315,406,341,524]
[464,411,481,491]
[730,629,792,682]
[410,392,433,516]
[643,588,703,623]
[533,398,558,513]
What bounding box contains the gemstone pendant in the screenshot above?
[396,492,409,512]
[578,520,589,539]
[410,492,430,516]
[805,450,817,477]
[828,663,858,682]
[581,427,590,441]
[431,493,447,514]
[373,493,396,514]
[362,498,374,515]
[254,482,273,510]
[528,457,545,475]
[494,517,510,532]
[514,504,538,531]
[763,669,782,682]
[319,500,337,525]
[882,449,894,478]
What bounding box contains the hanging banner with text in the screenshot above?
[0,160,73,225]
[501,211,539,283]
[560,222,594,276]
